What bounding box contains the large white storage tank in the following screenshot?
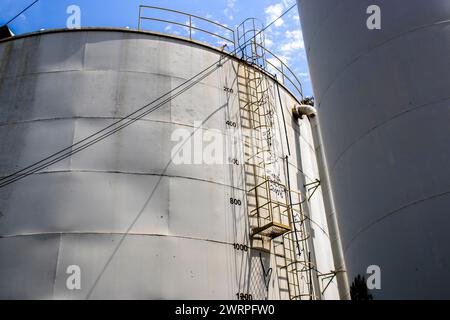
[298,0,450,298]
[0,28,340,299]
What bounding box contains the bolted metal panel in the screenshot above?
[298,0,450,298]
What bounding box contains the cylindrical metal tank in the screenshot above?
[0,28,339,299]
[298,0,450,298]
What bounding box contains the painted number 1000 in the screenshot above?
[233,243,249,251]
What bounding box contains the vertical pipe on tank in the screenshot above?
[311,117,350,300]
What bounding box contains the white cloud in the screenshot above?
[298,72,310,82]
[267,54,290,69]
[282,0,296,7]
[286,30,303,41]
[224,0,237,21]
[280,30,304,53]
[267,54,290,80]
[224,8,233,20]
[227,0,236,9]
[265,3,284,27]
[276,54,290,64]
[267,57,282,79]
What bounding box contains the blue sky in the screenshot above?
[0,0,313,96]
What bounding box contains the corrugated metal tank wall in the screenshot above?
[298,0,450,298]
[0,29,338,299]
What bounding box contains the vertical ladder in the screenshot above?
[243,65,291,239]
[237,62,316,299]
[236,18,316,300]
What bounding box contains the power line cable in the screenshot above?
[3,0,40,26]
[0,3,297,189]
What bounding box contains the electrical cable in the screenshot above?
[3,0,40,26]
[275,80,291,156]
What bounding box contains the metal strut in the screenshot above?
[304,179,321,201]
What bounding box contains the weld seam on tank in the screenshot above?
[0,30,304,105]
[0,119,239,138]
[0,232,315,263]
[329,95,450,173]
[0,117,227,128]
[0,167,310,192]
[0,70,227,92]
[1,170,245,190]
[0,67,225,81]
[0,232,233,244]
[1,166,317,191]
[316,19,450,107]
[344,189,450,252]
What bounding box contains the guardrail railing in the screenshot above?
[255,43,304,100]
[138,6,304,100]
[138,5,236,52]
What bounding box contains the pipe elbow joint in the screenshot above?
[292,104,316,119]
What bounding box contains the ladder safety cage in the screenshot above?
[236,18,267,68]
[248,179,292,238]
[236,18,304,101]
[281,189,317,299]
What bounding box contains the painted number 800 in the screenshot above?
[230,198,242,206]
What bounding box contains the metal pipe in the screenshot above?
[189,16,192,40]
[138,6,141,30]
[292,104,316,119]
[310,117,351,300]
